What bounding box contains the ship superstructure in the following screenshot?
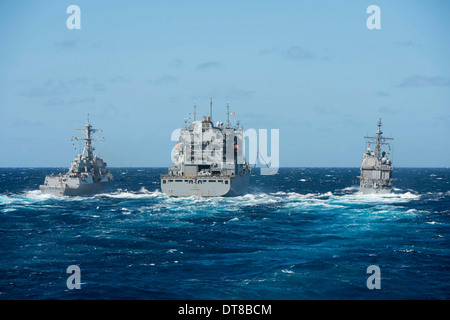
[359,118,393,194]
[40,115,112,196]
[161,100,251,197]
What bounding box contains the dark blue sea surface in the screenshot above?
[0,167,449,299]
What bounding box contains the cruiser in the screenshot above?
[359,118,393,194]
[40,115,112,196]
[161,99,251,197]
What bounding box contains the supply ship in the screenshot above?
[161,100,251,197]
[40,116,112,196]
[359,118,394,194]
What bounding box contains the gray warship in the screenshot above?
[161,99,251,197]
[40,116,112,196]
[359,118,394,194]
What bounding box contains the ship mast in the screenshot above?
[210,97,213,121]
[226,101,230,127]
[365,118,393,161]
[193,102,197,122]
[72,114,103,160]
[375,118,383,160]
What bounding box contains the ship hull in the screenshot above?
[359,170,393,195]
[39,181,109,196]
[161,174,249,197]
[359,185,392,194]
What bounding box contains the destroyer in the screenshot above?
[359,118,393,194]
[161,99,251,197]
[40,115,112,196]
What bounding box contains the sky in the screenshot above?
[0,0,449,167]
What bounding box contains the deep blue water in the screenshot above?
[0,167,449,299]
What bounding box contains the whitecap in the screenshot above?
[0,190,57,205]
[281,269,294,274]
[100,187,164,199]
[342,186,359,191]
[121,208,132,215]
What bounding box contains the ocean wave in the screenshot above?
[133,189,424,217]
[333,191,421,206]
[272,189,420,203]
[97,187,165,199]
[0,190,59,205]
[146,188,421,207]
[341,185,360,191]
[0,186,424,218]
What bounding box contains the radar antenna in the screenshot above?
[364,118,393,160]
[72,114,104,159]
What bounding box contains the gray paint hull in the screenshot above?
[360,185,392,194]
[40,181,109,196]
[161,174,249,197]
[359,169,393,194]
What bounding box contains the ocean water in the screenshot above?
[0,167,449,300]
